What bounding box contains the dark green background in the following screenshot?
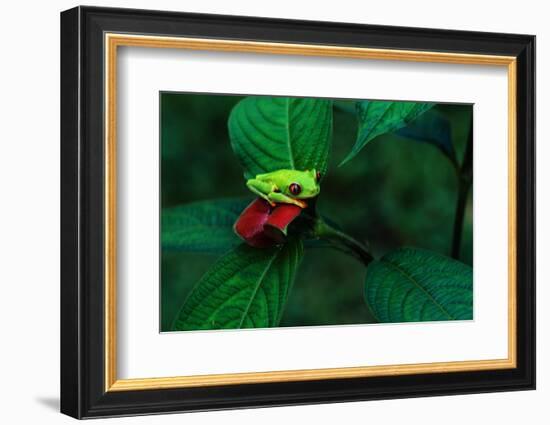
[160,93,473,331]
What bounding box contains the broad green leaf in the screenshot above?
[173,239,304,331]
[364,247,472,323]
[161,198,252,254]
[340,101,434,166]
[228,96,333,179]
[395,109,456,164]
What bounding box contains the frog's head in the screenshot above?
[285,169,321,199]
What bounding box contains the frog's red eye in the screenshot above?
[316,171,322,182]
[289,183,302,196]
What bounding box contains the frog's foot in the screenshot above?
[267,192,308,209]
[293,199,307,209]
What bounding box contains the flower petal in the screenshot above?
[234,199,303,248]
[233,198,275,248]
[263,204,302,242]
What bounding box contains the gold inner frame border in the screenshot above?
[104,33,517,392]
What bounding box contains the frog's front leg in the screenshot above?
[246,179,277,206]
[268,192,307,209]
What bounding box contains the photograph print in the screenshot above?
[160,93,474,332]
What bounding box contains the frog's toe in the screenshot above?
[295,199,307,209]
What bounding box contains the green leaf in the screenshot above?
[364,247,472,323]
[395,109,456,165]
[228,96,333,179]
[173,239,304,331]
[340,101,434,166]
[161,198,252,254]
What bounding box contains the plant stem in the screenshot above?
[314,219,374,266]
[451,179,471,259]
[451,120,473,260]
[333,100,356,116]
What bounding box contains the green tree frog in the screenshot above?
[246,169,321,208]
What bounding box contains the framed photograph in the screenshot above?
[60,6,535,419]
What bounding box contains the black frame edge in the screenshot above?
[60,6,83,419]
[515,34,536,392]
[60,6,536,419]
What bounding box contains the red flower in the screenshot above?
[233,198,303,248]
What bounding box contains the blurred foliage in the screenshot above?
[160,93,473,331]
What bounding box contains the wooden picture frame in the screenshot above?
[61,6,535,419]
